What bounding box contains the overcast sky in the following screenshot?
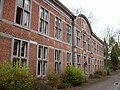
[59,0,120,39]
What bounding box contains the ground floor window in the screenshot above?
[37,45,48,77]
[77,54,81,68]
[54,49,62,73]
[66,52,71,65]
[12,38,29,67]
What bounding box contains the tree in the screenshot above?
[71,7,96,25]
[103,25,116,67]
[111,43,120,70]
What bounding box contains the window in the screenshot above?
[94,42,96,53]
[12,39,28,66]
[66,24,71,44]
[88,38,91,51]
[77,54,81,68]
[55,17,62,40]
[0,0,3,19]
[76,29,80,47]
[83,34,86,50]
[15,0,31,27]
[54,49,62,73]
[39,7,49,35]
[37,45,48,77]
[66,52,71,65]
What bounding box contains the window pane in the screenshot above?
[55,50,58,60]
[17,0,23,7]
[24,0,30,11]
[21,41,28,58]
[13,40,20,56]
[38,46,43,58]
[43,61,47,75]
[23,11,29,27]
[39,19,44,33]
[16,7,23,25]
[55,17,58,26]
[40,7,44,19]
[44,22,48,35]
[43,47,48,59]
[21,58,27,66]
[13,58,20,66]
[0,0,2,17]
[45,10,48,20]
[59,29,62,40]
[55,28,58,39]
[37,61,42,76]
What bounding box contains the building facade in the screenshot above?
[0,0,104,77]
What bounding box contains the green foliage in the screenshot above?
[47,71,61,87]
[64,65,85,85]
[111,43,120,70]
[0,61,34,90]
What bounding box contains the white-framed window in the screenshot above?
[12,39,29,66]
[39,7,49,35]
[66,52,71,65]
[37,45,48,77]
[66,24,71,44]
[77,54,81,68]
[76,29,80,47]
[55,17,62,40]
[15,0,31,27]
[54,49,62,73]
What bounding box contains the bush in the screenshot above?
[47,71,61,88]
[102,69,107,76]
[0,61,34,90]
[64,65,85,85]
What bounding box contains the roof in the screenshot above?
[50,0,75,18]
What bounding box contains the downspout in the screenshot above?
[72,16,76,65]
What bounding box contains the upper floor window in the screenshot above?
[55,17,62,40]
[76,29,80,47]
[66,24,71,44]
[12,39,29,67]
[88,38,91,51]
[83,33,86,50]
[39,7,49,35]
[66,52,71,65]
[54,49,62,73]
[37,45,48,77]
[15,0,31,27]
[94,42,96,53]
[0,0,3,19]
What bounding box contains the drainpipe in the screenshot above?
[72,16,76,66]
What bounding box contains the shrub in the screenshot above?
[102,69,107,76]
[64,65,85,85]
[0,61,34,90]
[47,71,61,88]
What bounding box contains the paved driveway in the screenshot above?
[81,72,120,90]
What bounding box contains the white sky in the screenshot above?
[59,0,120,39]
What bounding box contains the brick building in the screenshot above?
[0,0,104,77]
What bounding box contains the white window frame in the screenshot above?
[37,44,48,77]
[66,24,71,44]
[54,17,62,41]
[11,38,29,67]
[14,0,31,28]
[38,6,49,36]
[54,49,62,73]
[66,52,71,65]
